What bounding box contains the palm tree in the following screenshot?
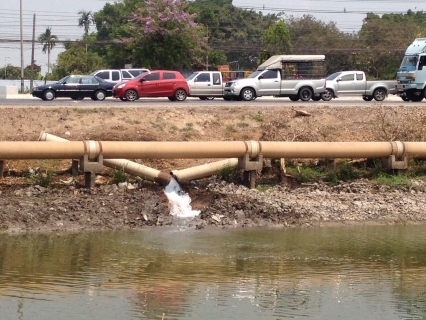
[38,27,58,77]
[78,10,93,37]
[78,10,93,54]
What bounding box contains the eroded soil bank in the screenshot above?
[1,178,426,234]
[1,102,426,233]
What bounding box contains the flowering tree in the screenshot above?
[122,0,208,70]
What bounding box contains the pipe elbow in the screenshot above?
[155,171,172,186]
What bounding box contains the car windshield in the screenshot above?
[58,76,70,83]
[248,71,262,79]
[326,72,342,80]
[400,55,418,71]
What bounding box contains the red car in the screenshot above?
[112,70,189,101]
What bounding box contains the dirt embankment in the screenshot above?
[1,102,426,233]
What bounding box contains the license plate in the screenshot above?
[397,84,403,89]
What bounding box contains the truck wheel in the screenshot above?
[240,88,255,101]
[289,96,299,101]
[362,96,373,101]
[125,89,138,101]
[299,87,312,101]
[401,96,410,101]
[373,88,386,101]
[321,89,333,101]
[407,91,423,102]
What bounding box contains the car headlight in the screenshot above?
[231,81,238,87]
[116,83,126,89]
[32,87,40,91]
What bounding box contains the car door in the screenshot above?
[136,72,161,97]
[57,75,80,98]
[336,73,358,95]
[257,70,281,96]
[162,72,179,96]
[192,72,212,95]
[79,76,98,98]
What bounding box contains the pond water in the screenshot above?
[1,224,426,319]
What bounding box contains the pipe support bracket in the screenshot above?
[80,154,104,173]
[238,154,263,171]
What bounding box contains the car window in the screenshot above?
[144,73,160,81]
[213,73,221,85]
[341,74,354,81]
[95,71,109,80]
[121,70,133,80]
[261,70,278,79]
[356,73,364,81]
[196,73,210,82]
[66,76,81,84]
[164,73,177,80]
[81,76,98,84]
[111,71,120,81]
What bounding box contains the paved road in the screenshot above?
[0,94,423,108]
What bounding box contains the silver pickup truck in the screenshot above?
[223,55,327,101]
[186,71,225,100]
[321,71,397,101]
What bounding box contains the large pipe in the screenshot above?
[3,140,426,159]
[172,158,238,182]
[39,132,170,186]
[39,133,239,185]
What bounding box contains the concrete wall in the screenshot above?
[0,86,19,99]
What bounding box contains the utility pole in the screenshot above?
[20,0,24,93]
[30,14,36,90]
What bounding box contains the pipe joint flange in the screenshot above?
[391,141,405,159]
[246,140,261,158]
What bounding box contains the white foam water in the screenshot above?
[164,178,201,218]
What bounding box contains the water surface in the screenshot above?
[1,225,426,319]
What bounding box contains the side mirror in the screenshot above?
[336,77,341,82]
[258,75,264,80]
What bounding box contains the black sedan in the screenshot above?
[31,75,115,101]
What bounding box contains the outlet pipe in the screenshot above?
[172,158,238,182]
[38,132,170,185]
[39,132,239,184]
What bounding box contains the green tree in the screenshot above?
[93,1,146,68]
[356,11,426,79]
[188,0,279,70]
[260,20,292,62]
[122,0,208,70]
[52,40,106,79]
[286,15,357,75]
[38,27,58,77]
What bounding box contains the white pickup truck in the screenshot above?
[321,71,397,101]
[223,55,327,101]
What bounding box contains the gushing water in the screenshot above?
[164,178,200,218]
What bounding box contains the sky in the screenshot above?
[1,0,425,75]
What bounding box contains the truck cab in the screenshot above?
[397,38,426,101]
[186,71,224,99]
